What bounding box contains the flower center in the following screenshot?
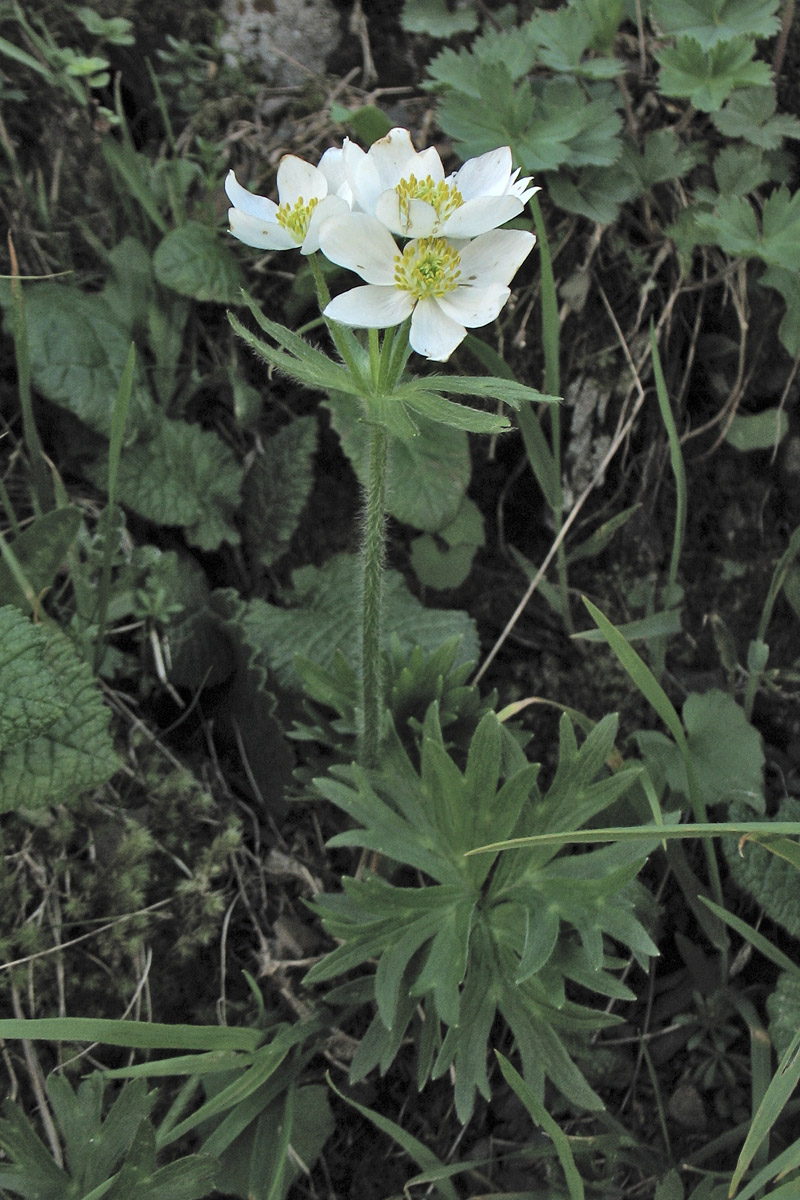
[394,238,461,300]
[394,174,463,232]
[276,195,319,243]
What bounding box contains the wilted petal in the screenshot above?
[438,283,510,328]
[319,213,398,284]
[375,190,437,238]
[325,285,414,328]
[228,208,296,250]
[410,297,466,361]
[277,155,328,203]
[458,228,536,286]
[441,194,525,239]
[225,170,278,221]
[453,146,513,200]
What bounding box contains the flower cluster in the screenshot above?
[225,128,538,362]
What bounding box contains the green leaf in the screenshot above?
[326,393,471,531]
[329,102,393,143]
[401,0,478,36]
[425,23,540,94]
[712,86,800,149]
[548,162,640,223]
[694,187,800,269]
[649,0,781,49]
[86,417,244,550]
[723,797,800,938]
[527,1,624,78]
[6,284,153,436]
[625,128,705,189]
[496,1053,585,1200]
[767,971,800,1060]
[0,507,82,611]
[243,416,317,567]
[725,407,788,451]
[153,223,246,304]
[0,614,118,810]
[221,553,479,690]
[760,265,800,355]
[656,36,771,112]
[410,497,485,589]
[636,689,765,813]
[713,143,771,195]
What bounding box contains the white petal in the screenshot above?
[453,146,512,200]
[352,154,382,214]
[374,190,437,237]
[301,194,351,253]
[441,195,525,238]
[225,170,278,221]
[318,213,398,284]
[437,283,510,328]
[413,145,445,183]
[367,128,419,190]
[458,228,536,286]
[409,298,466,361]
[317,146,347,193]
[325,285,414,328]
[228,208,297,250]
[276,155,328,204]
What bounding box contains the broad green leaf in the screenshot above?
[86,417,244,550]
[649,0,780,48]
[713,143,771,196]
[767,971,800,1059]
[636,689,765,813]
[410,497,484,589]
[221,553,478,689]
[425,23,540,94]
[0,616,118,810]
[5,284,153,436]
[526,1,623,77]
[695,188,800,269]
[724,797,800,938]
[725,407,788,451]
[761,265,800,355]
[102,236,154,331]
[0,507,82,611]
[548,162,640,223]
[401,0,478,36]
[624,128,705,189]
[656,36,771,112]
[712,86,800,149]
[242,415,317,567]
[326,393,471,531]
[153,222,246,304]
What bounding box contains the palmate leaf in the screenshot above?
[693,187,800,270]
[425,24,541,94]
[713,85,800,148]
[656,36,771,112]
[526,1,624,77]
[649,0,781,49]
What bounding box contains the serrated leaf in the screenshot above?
[86,417,243,550]
[548,161,640,223]
[712,86,800,148]
[767,971,800,1060]
[0,605,66,751]
[725,407,788,451]
[0,620,118,810]
[527,2,624,77]
[153,222,246,304]
[760,265,800,355]
[713,143,771,195]
[425,23,540,94]
[624,128,704,189]
[326,394,470,532]
[0,507,82,611]
[401,0,478,36]
[724,797,800,938]
[243,416,317,567]
[649,0,780,49]
[229,553,479,689]
[656,36,771,112]
[695,187,800,269]
[4,284,153,436]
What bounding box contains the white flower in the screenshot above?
[225,154,349,255]
[337,127,539,240]
[320,212,536,361]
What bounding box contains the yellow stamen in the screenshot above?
[276,195,319,242]
[395,174,463,231]
[394,237,461,300]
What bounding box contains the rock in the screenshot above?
[219,0,341,88]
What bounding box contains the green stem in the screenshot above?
[530,196,572,633]
[361,420,388,767]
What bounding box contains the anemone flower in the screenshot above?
[225,154,349,254]
[332,127,538,239]
[320,212,536,361]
